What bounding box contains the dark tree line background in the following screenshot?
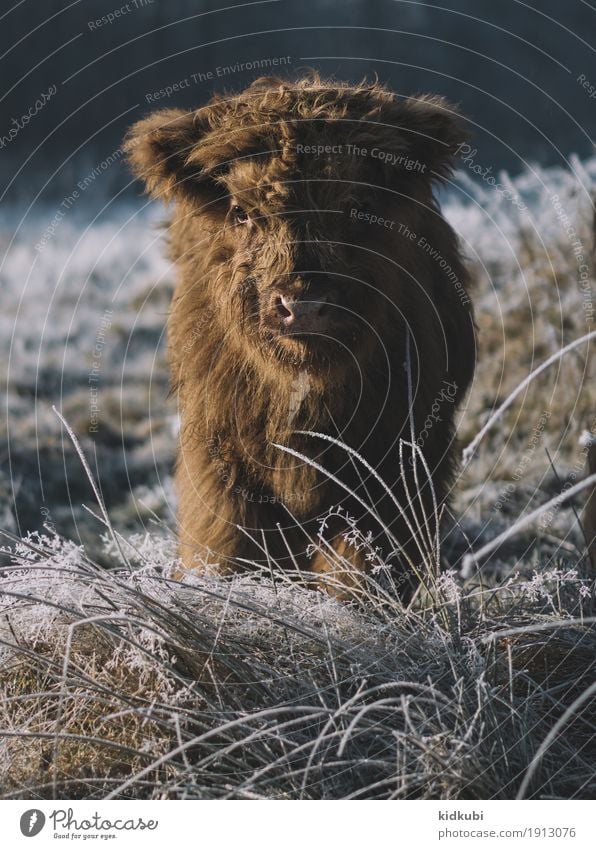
[1,0,595,205]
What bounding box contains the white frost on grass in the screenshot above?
[0,531,593,799]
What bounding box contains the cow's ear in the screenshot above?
[124,108,213,202]
[389,95,468,182]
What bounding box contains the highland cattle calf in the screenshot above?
[125,75,476,598]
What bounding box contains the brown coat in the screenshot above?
[125,75,476,597]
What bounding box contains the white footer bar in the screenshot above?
[1,799,593,848]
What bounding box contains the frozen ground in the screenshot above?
[0,199,176,553]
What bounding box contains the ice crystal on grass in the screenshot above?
[0,530,594,800]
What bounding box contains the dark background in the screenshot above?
[1,0,595,205]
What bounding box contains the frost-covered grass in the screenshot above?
[0,201,176,550]
[0,157,595,798]
[0,531,594,799]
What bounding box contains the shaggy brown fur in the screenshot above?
[125,75,476,597]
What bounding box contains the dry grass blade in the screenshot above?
[462,330,596,469]
[0,527,594,800]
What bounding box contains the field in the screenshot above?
[0,157,594,799]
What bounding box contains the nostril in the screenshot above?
[276,295,294,323]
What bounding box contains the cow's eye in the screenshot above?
[232,205,249,224]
